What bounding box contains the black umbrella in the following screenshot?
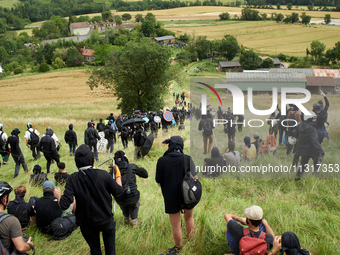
[141,133,154,156]
[122,118,145,126]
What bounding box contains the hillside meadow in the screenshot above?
[0,65,339,254]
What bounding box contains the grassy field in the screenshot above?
[0,65,339,254]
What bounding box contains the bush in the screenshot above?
[330,64,339,69]
[13,67,23,74]
[277,53,287,62]
[39,63,50,72]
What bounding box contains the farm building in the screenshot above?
[152,35,175,44]
[269,68,315,76]
[260,57,284,68]
[80,48,96,62]
[225,72,307,92]
[218,61,242,72]
[70,22,91,36]
[313,69,340,77]
[306,76,336,94]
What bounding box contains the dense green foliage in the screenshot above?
[239,49,262,70]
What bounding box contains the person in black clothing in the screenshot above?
[293,111,324,179]
[236,115,244,132]
[313,91,330,144]
[133,125,145,161]
[203,147,226,178]
[38,129,60,174]
[114,151,148,227]
[107,113,115,124]
[120,126,129,149]
[64,123,77,156]
[104,121,115,154]
[96,118,105,133]
[7,185,36,229]
[55,162,69,184]
[34,180,63,234]
[53,144,125,255]
[198,115,214,154]
[29,164,48,185]
[84,122,100,161]
[5,128,28,177]
[156,136,198,254]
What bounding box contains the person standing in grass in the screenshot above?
[64,124,77,156]
[38,129,60,174]
[156,136,198,254]
[5,128,28,177]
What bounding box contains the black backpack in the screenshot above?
[0,213,11,255]
[28,129,39,146]
[180,155,202,210]
[121,127,129,137]
[202,120,213,136]
[104,128,111,140]
[48,214,77,240]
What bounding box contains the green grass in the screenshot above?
[0,65,339,254]
[0,0,19,8]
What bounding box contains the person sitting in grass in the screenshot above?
[202,146,225,178]
[222,141,240,170]
[269,231,311,255]
[242,136,256,161]
[54,162,70,184]
[224,205,274,255]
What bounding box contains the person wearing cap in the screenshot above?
[24,122,41,160]
[270,231,311,255]
[53,144,125,255]
[38,129,60,174]
[224,205,275,255]
[156,136,198,254]
[34,180,63,234]
[0,123,9,165]
[0,181,34,254]
[252,132,263,156]
[293,111,324,179]
[64,123,78,156]
[84,122,100,161]
[5,128,28,177]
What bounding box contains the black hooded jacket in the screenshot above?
[64,124,77,144]
[294,121,324,157]
[38,130,58,155]
[114,151,148,205]
[84,122,100,146]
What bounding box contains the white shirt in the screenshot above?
[42,133,59,147]
[0,131,7,141]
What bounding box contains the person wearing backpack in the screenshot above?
[224,205,274,255]
[114,151,148,228]
[0,181,34,254]
[156,136,198,254]
[38,129,60,174]
[24,122,41,160]
[64,123,78,156]
[104,121,115,154]
[0,124,9,165]
[133,125,146,161]
[84,122,100,161]
[120,126,129,149]
[198,114,214,155]
[5,128,29,178]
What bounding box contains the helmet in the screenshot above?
[0,181,13,198]
[253,132,260,139]
[288,136,297,145]
[303,111,317,122]
[27,122,32,128]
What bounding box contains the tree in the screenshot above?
[0,46,9,63]
[276,3,281,9]
[135,14,143,22]
[145,13,156,24]
[291,12,299,23]
[239,50,261,70]
[141,20,155,37]
[300,12,311,25]
[114,35,128,46]
[276,13,284,22]
[241,8,260,20]
[102,11,113,22]
[122,13,132,21]
[115,15,122,26]
[287,3,292,10]
[87,38,174,113]
[324,14,331,24]
[219,12,230,20]
[187,36,212,60]
[262,58,274,68]
[309,40,326,64]
[66,46,83,67]
[91,16,102,23]
[218,34,239,60]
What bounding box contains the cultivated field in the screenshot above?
[0,66,339,254]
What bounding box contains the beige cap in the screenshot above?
[244,205,263,220]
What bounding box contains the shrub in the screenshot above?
[39,63,50,72]
[13,67,23,74]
